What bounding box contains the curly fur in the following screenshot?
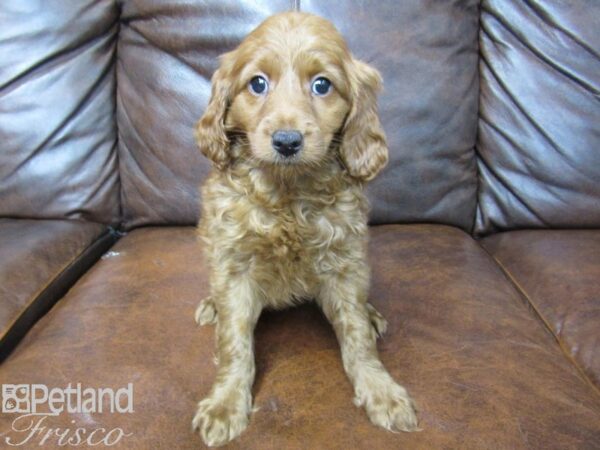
[192,12,418,447]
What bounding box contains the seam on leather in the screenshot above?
[113,0,125,230]
[0,233,103,339]
[472,0,482,237]
[0,228,119,361]
[478,241,600,397]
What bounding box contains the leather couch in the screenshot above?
[1,1,598,448]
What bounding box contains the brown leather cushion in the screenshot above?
[481,230,600,388]
[301,1,479,230]
[0,0,121,225]
[117,0,479,231]
[1,225,598,448]
[476,1,600,234]
[117,0,292,229]
[0,219,115,361]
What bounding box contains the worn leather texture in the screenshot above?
[476,1,600,235]
[482,230,600,389]
[1,225,598,449]
[117,0,479,231]
[0,219,112,360]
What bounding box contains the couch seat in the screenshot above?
[0,219,114,360]
[482,230,600,389]
[1,225,598,448]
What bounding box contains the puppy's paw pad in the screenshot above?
[366,302,388,337]
[192,398,249,447]
[195,297,217,326]
[365,388,419,432]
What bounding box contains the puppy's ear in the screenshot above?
[195,53,235,170]
[340,59,389,181]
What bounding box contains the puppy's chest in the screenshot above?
[243,199,331,262]
[203,171,367,279]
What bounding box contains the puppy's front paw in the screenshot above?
[358,382,419,432]
[192,394,250,447]
[195,297,217,326]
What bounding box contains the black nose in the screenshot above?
[272,130,303,157]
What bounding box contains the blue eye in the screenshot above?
[311,77,332,96]
[248,75,268,95]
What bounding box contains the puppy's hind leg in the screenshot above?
[195,296,217,326]
[193,278,262,447]
[318,271,418,433]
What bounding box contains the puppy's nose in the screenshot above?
[272,130,303,157]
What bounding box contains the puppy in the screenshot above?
[192,12,418,447]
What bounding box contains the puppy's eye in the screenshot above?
[248,75,268,95]
[311,77,332,96]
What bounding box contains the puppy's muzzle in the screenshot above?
[272,129,303,157]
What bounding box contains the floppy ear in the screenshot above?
[195,55,234,170]
[340,59,389,181]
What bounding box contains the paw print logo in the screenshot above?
[2,385,30,413]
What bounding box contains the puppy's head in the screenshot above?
[196,12,388,181]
